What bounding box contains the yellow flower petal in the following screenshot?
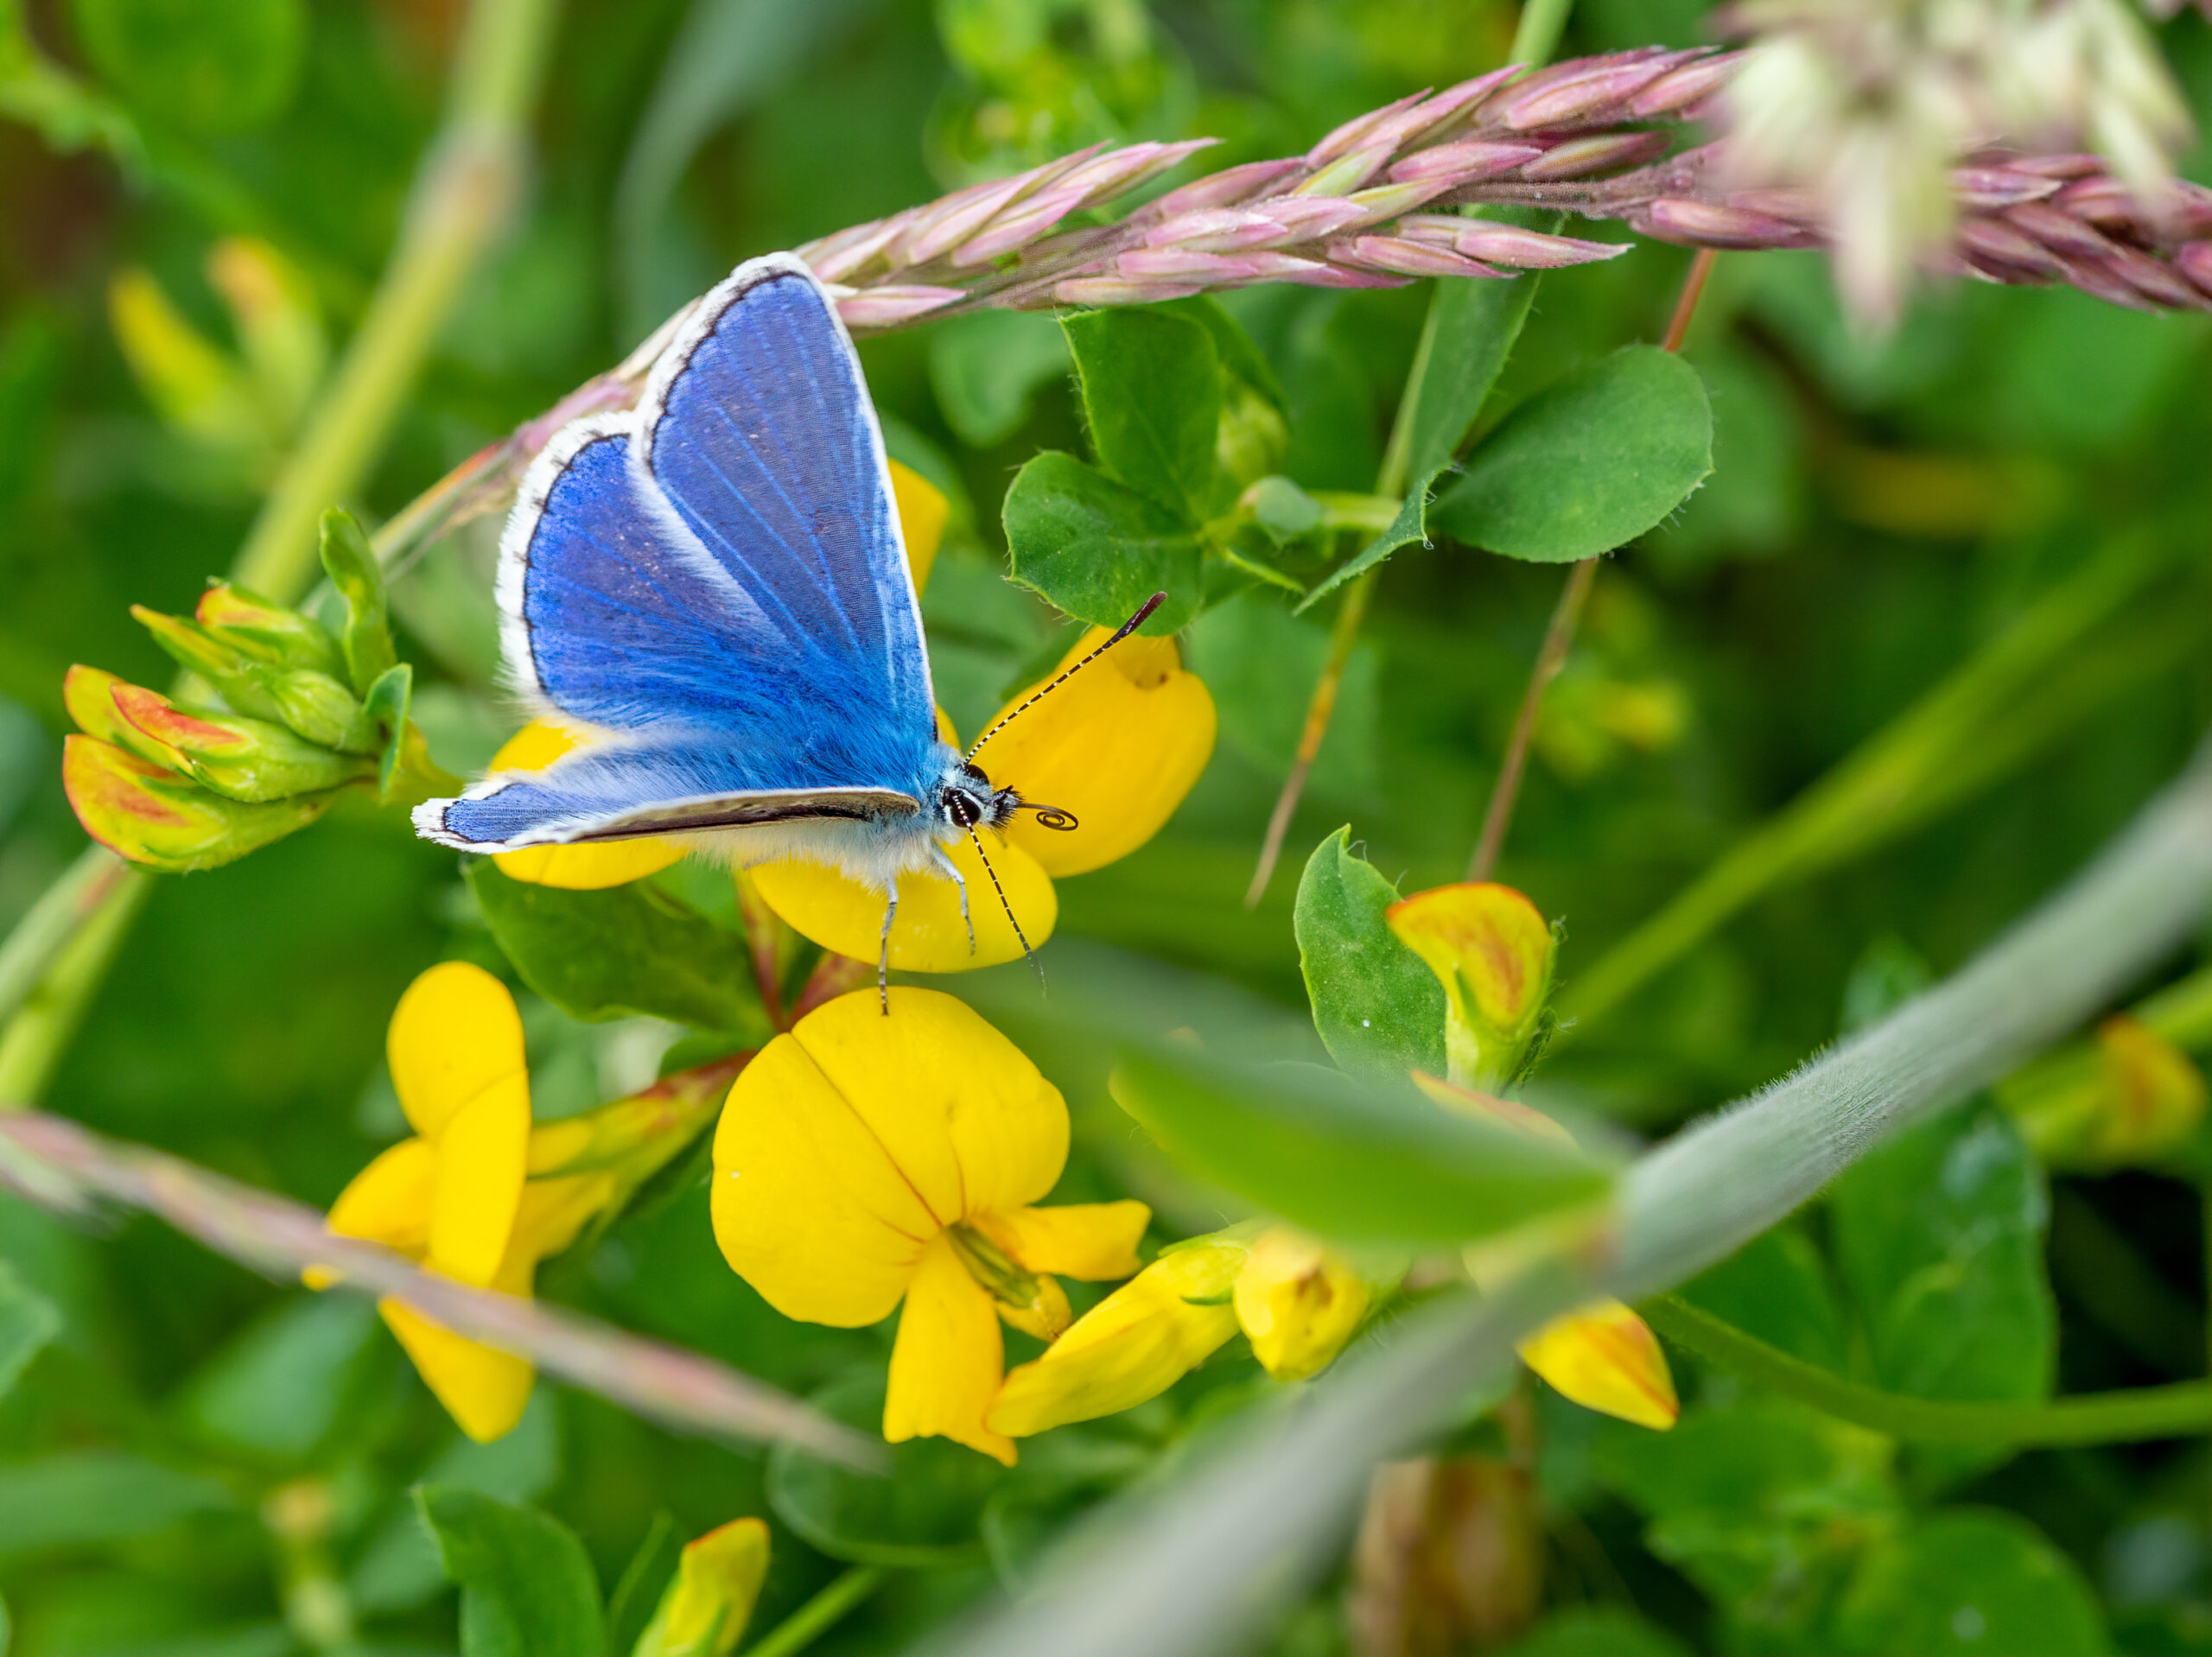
[791,988,1067,1227]
[1517,1299,1678,1431]
[379,1297,535,1444]
[885,1232,1014,1463]
[324,1137,437,1254]
[386,961,529,1140]
[988,1241,1244,1438]
[1231,1227,1370,1382]
[487,722,686,890]
[508,1170,618,1271]
[751,832,1056,972]
[889,460,948,594]
[1385,883,1554,1034]
[974,1200,1150,1280]
[969,629,1217,877]
[2087,1013,2209,1164]
[428,1086,531,1287]
[710,1014,939,1327]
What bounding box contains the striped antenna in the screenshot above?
[968,829,1047,990]
[963,592,1166,762]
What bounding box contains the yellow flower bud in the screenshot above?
[632,1517,771,1657]
[1387,883,1556,1090]
[1515,1299,1679,1431]
[1232,1227,1370,1381]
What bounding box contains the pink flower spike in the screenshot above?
[899,172,1050,267]
[1955,218,2066,277]
[1387,139,1548,185]
[1403,65,1523,142]
[1638,198,1820,250]
[1231,251,1338,280]
[1142,209,1282,251]
[1054,276,1206,305]
[2053,252,2164,312]
[836,286,963,329]
[806,218,906,283]
[1280,263,1413,289]
[2003,201,2115,262]
[1147,159,1306,218]
[1255,196,1373,240]
[1336,235,1506,279]
[1294,142,1395,199]
[1338,178,1457,229]
[2012,154,2105,179]
[2178,242,2212,299]
[2102,244,2209,310]
[1951,168,2063,212]
[1306,90,1430,167]
[1493,49,1696,131]
[950,187,1096,266]
[1059,137,1217,206]
[1518,130,1671,181]
[1116,248,1260,279]
[1449,223,1630,268]
[1628,52,1740,118]
[1722,186,1821,224]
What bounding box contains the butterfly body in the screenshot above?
[413,255,1023,910]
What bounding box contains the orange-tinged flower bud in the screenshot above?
[1233,1227,1371,1381]
[989,1239,1246,1438]
[485,721,685,890]
[2082,1015,2205,1164]
[1387,883,1555,1090]
[750,832,1056,971]
[634,1517,772,1657]
[969,626,1217,877]
[105,680,372,802]
[889,460,949,594]
[1516,1299,1678,1431]
[64,665,173,765]
[62,733,334,873]
[194,581,345,676]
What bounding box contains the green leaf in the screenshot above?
[0,1261,59,1398]
[1501,1607,1693,1657]
[467,860,770,1038]
[1249,476,1321,545]
[1001,451,1202,634]
[928,308,1071,448]
[1401,211,1554,484]
[1295,463,1445,613]
[1829,1510,2107,1656]
[416,1486,606,1657]
[1292,828,1445,1081]
[1676,1223,1848,1372]
[1431,346,1713,562]
[1109,1046,1610,1247]
[768,1371,1007,1567]
[69,0,306,136]
[1826,1101,2055,1485]
[176,1293,380,1463]
[1062,307,1221,521]
[319,507,398,699]
[1594,1397,1897,1638]
[0,1451,233,1556]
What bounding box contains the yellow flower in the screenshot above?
[988,1224,1373,1439]
[316,961,732,1441]
[709,987,1148,1463]
[751,621,1217,972]
[633,1517,771,1657]
[1387,882,1555,1092]
[1413,1071,1677,1432]
[489,458,954,893]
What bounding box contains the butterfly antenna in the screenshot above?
[963,592,1166,762]
[968,829,1047,993]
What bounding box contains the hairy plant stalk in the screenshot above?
[931,736,2212,1657]
[1468,557,1598,884]
[0,1109,880,1470]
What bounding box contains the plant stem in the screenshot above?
[0,1109,878,1468]
[1467,559,1595,883]
[1244,568,1376,907]
[0,0,558,1107]
[1508,0,1576,65]
[1643,1294,2212,1445]
[1461,249,1713,886]
[743,1566,885,1657]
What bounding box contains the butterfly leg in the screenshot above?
[931,844,977,955]
[877,879,898,1013]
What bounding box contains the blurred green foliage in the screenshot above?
[3,0,2212,1654]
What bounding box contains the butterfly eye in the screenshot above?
[943,789,982,828]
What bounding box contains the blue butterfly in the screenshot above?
[413,254,1154,991]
